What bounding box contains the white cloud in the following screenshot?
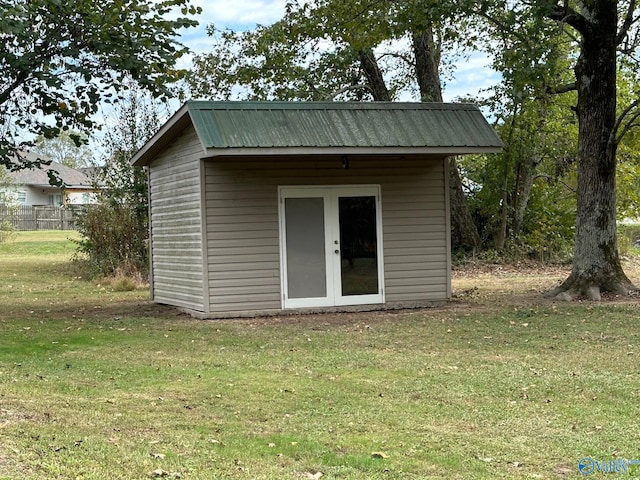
[192,0,287,31]
[443,52,500,103]
[175,0,287,68]
[174,1,501,103]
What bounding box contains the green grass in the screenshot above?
[2,232,640,479]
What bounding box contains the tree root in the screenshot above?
[545,273,637,301]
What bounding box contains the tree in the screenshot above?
[187,0,482,249]
[32,131,94,169]
[462,0,640,298]
[75,82,162,277]
[0,165,16,242]
[539,1,639,299]
[0,0,200,170]
[466,3,578,252]
[615,72,640,223]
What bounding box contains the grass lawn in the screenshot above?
[2,231,640,479]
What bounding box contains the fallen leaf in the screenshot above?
[371,451,389,459]
[302,472,323,480]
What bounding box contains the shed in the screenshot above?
[132,101,502,318]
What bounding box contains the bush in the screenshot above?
[0,219,15,243]
[618,223,640,257]
[74,202,148,278]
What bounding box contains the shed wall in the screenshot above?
[204,156,449,314]
[148,128,206,311]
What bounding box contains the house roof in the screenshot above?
[132,101,503,166]
[7,151,94,188]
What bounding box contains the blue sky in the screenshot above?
[176,0,499,103]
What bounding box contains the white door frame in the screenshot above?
[278,185,385,309]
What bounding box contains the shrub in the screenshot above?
[618,223,640,257]
[0,219,15,243]
[74,202,148,278]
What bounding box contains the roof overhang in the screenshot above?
[201,146,501,158]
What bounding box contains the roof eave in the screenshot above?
[202,146,502,158]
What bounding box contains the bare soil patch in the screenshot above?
[54,260,640,328]
[452,258,640,306]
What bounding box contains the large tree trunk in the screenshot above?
[357,48,391,101]
[413,30,442,103]
[449,158,482,249]
[413,28,481,250]
[548,1,635,300]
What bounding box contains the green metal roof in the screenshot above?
[132,101,502,166]
[189,101,501,149]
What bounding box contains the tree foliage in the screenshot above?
[31,131,94,169]
[0,165,16,243]
[75,83,164,278]
[0,0,200,169]
[459,7,579,256]
[186,0,472,102]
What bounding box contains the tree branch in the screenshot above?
[546,2,592,37]
[617,0,638,45]
[613,99,640,145]
[545,82,577,95]
[325,83,371,100]
[0,70,29,106]
[535,173,577,193]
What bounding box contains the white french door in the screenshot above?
[279,185,384,309]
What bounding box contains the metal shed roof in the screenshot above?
[132,101,502,166]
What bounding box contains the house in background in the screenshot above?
[132,101,502,318]
[2,151,98,206]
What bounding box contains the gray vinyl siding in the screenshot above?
[204,156,449,314]
[148,127,206,311]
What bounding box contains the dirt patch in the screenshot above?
[451,260,640,308]
[452,259,572,278]
[51,262,640,326]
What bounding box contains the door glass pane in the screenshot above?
[285,197,327,299]
[339,196,378,296]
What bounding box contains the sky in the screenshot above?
[175,0,499,103]
[88,0,499,159]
